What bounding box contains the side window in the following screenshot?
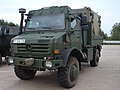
[0,26,6,35]
[71,18,77,29]
[5,28,10,34]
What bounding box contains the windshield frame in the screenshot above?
[25,13,65,31]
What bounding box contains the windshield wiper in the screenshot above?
[27,28,35,29]
[27,27,51,30]
[41,27,51,29]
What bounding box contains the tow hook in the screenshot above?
[24,58,34,66]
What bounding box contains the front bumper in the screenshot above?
[13,57,63,70]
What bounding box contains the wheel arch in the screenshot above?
[61,47,83,67]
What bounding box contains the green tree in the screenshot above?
[111,23,120,40]
[0,19,8,25]
[99,30,108,40]
[0,19,18,26]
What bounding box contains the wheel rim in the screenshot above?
[70,64,78,81]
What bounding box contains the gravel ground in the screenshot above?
[0,45,120,90]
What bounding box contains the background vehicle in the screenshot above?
[11,6,103,88]
[0,26,19,64]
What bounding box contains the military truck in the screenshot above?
[11,6,103,88]
[0,26,19,64]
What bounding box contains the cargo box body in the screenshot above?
[71,7,102,47]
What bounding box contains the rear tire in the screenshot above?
[14,66,36,80]
[90,49,99,67]
[0,53,2,65]
[57,56,79,88]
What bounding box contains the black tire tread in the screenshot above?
[57,56,79,88]
[14,66,36,80]
[90,49,99,67]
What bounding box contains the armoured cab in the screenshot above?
[11,6,74,66]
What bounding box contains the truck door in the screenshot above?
[70,18,82,50]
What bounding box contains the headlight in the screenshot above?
[13,39,25,43]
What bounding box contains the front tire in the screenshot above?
[14,66,36,80]
[90,49,99,67]
[57,56,79,88]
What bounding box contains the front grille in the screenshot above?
[16,41,51,55]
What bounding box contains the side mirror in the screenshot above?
[24,19,27,23]
[81,15,88,25]
[81,25,89,31]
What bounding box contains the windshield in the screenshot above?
[26,14,65,31]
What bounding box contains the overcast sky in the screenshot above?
[0,0,120,36]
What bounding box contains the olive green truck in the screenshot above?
[11,6,103,88]
[0,26,19,64]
